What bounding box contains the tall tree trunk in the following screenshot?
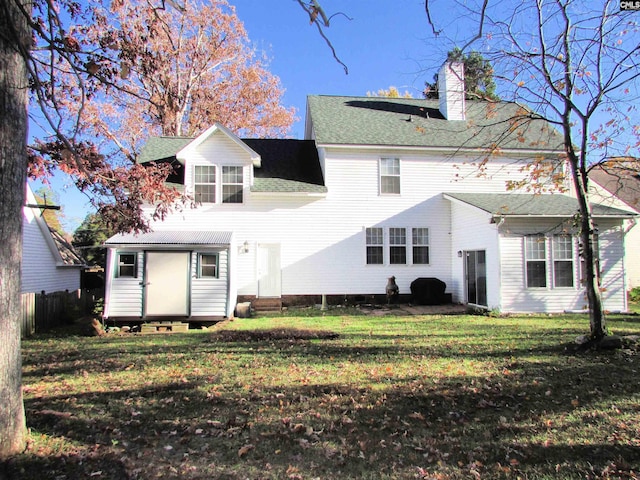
[569,154,607,340]
[0,0,29,458]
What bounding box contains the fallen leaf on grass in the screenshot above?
[238,444,254,457]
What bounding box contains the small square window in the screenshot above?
[198,254,219,278]
[117,253,137,278]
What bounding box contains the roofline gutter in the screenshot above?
[315,143,563,158]
[249,191,327,198]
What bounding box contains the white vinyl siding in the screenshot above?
[107,251,144,317]
[192,250,228,316]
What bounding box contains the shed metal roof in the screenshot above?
[105,231,233,246]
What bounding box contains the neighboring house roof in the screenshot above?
[137,136,327,194]
[24,184,86,268]
[306,96,564,152]
[589,162,640,213]
[105,230,233,246]
[444,192,637,218]
[49,228,86,266]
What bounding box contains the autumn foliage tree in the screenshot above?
[64,0,294,161]
[1,0,293,457]
[424,0,640,340]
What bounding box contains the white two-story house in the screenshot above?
[103,62,636,321]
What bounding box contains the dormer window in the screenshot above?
[222,166,243,203]
[194,165,216,203]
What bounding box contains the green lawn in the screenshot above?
[8,310,640,479]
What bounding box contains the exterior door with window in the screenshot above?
[145,251,191,316]
[465,250,487,307]
[257,244,281,298]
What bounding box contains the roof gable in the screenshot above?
[177,123,261,167]
[306,95,564,152]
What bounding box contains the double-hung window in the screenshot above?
[389,228,407,264]
[366,228,384,265]
[552,235,574,287]
[412,228,430,264]
[194,166,216,203]
[198,253,219,278]
[380,158,400,194]
[117,253,137,278]
[222,166,243,203]
[525,235,547,288]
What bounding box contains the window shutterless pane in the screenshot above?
[367,246,383,264]
[222,166,243,183]
[413,246,430,264]
[222,185,243,203]
[390,246,406,264]
[195,184,215,203]
[554,261,573,287]
[527,261,547,287]
[380,158,400,175]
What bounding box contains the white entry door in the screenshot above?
[145,251,190,316]
[257,244,281,298]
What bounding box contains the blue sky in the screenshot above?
[34,0,444,232]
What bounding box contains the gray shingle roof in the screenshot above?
[444,192,637,218]
[138,136,192,164]
[137,136,326,194]
[307,96,564,151]
[105,231,233,246]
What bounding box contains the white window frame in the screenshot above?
[366,227,384,265]
[194,165,217,204]
[552,235,575,288]
[525,235,547,288]
[389,227,407,265]
[379,157,400,195]
[412,228,430,265]
[116,252,137,278]
[222,166,244,204]
[197,253,219,278]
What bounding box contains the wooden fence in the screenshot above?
[20,289,101,337]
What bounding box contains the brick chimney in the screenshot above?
[438,62,466,121]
